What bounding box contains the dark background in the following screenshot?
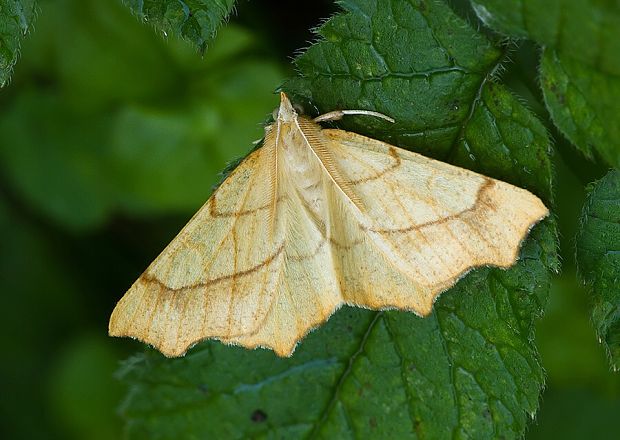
[0,0,617,438]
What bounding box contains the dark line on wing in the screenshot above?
[349,146,402,184]
[173,286,192,349]
[144,282,164,341]
[209,195,288,218]
[365,178,495,234]
[226,217,240,336]
[286,239,327,262]
[141,243,286,292]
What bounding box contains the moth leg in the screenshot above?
[314,109,395,123]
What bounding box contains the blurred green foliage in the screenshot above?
[0,0,618,439]
[0,0,283,230]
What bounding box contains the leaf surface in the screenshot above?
[540,49,620,167]
[471,0,620,167]
[119,1,557,438]
[0,0,37,86]
[576,169,620,371]
[122,0,236,52]
[470,0,620,74]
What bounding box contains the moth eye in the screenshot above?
[272,108,279,120]
[293,103,304,114]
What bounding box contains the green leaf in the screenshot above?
[540,49,620,167]
[470,0,620,74]
[576,169,620,371]
[470,0,620,167]
[287,0,501,158]
[0,0,283,230]
[0,0,37,86]
[122,0,236,52]
[119,0,557,438]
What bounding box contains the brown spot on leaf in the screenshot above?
[251,409,267,423]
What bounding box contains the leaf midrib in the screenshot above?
[308,312,383,438]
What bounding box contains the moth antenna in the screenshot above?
[314,109,395,124]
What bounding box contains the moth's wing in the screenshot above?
[222,160,343,356]
[109,144,287,357]
[322,129,548,315]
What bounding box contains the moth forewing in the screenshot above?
[109,92,548,357]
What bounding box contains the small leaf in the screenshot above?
[540,49,620,167]
[470,0,620,75]
[0,0,37,86]
[119,1,557,438]
[450,81,554,204]
[122,0,236,52]
[576,169,620,371]
[287,0,501,157]
[470,0,620,167]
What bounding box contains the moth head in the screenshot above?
[272,92,302,123]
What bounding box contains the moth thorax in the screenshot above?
[278,126,326,218]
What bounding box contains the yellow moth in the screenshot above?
[109,92,548,357]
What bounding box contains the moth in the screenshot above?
[109,92,548,357]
